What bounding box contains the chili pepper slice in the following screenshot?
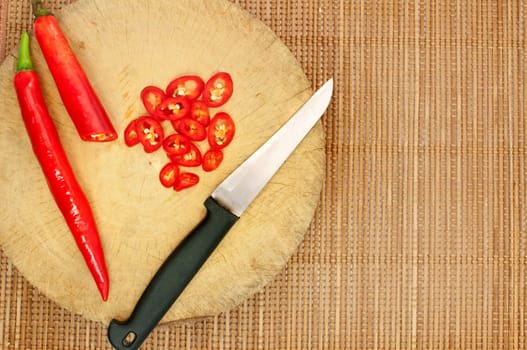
[163,133,192,156]
[174,172,200,192]
[172,117,207,141]
[159,163,179,188]
[208,112,235,150]
[202,149,224,172]
[156,96,191,120]
[14,32,109,301]
[168,143,202,167]
[189,100,210,126]
[32,2,117,142]
[166,75,205,101]
[202,72,233,108]
[123,119,141,147]
[135,116,164,153]
[141,86,166,117]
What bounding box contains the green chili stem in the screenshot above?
[16,32,33,72]
[31,0,52,17]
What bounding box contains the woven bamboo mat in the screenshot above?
[1,0,526,349]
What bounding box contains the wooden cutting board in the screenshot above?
[0,0,325,323]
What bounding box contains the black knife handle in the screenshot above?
[107,197,239,350]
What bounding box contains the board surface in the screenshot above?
[0,0,324,323]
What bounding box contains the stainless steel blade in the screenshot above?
[212,79,333,217]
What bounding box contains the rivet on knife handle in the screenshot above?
[107,197,238,350]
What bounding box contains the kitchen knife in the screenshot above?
[107,79,333,350]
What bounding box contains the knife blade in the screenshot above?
[107,79,333,350]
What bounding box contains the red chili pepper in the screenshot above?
[174,172,200,192]
[208,112,236,150]
[14,32,109,301]
[168,143,202,167]
[166,75,205,101]
[32,2,117,142]
[202,72,233,108]
[141,86,166,117]
[171,117,207,141]
[156,96,191,120]
[189,100,210,126]
[123,119,140,147]
[134,116,164,153]
[202,149,224,172]
[159,163,179,188]
[163,133,192,156]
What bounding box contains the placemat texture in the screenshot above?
[1,0,526,349]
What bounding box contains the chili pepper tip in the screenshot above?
[16,32,33,72]
[99,282,109,302]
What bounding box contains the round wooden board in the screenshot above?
[0,0,324,323]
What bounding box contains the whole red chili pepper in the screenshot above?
[31,1,117,142]
[14,32,109,301]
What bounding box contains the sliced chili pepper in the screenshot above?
[123,119,140,147]
[156,96,191,120]
[208,112,235,150]
[163,133,192,156]
[202,72,233,108]
[172,117,207,141]
[189,100,210,126]
[202,149,224,172]
[174,172,200,192]
[168,143,202,167]
[141,86,166,117]
[159,163,179,188]
[123,72,235,192]
[166,75,205,101]
[135,116,164,153]
[14,32,109,301]
[32,2,117,142]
